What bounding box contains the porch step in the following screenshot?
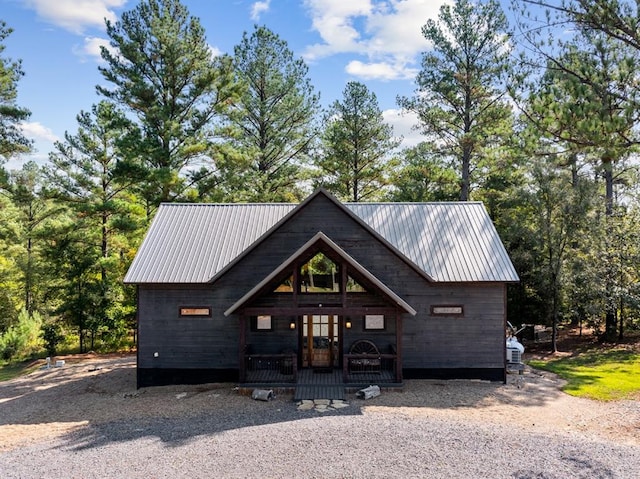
[294,384,345,401]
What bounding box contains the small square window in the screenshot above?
[253,315,273,331]
[364,314,385,330]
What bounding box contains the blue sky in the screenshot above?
[2,0,459,170]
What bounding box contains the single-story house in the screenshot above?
[124,189,519,389]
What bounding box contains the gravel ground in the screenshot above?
[1,354,639,479]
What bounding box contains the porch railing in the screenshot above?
[239,351,400,384]
[242,353,298,383]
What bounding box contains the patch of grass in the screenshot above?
[529,348,640,401]
[0,359,41,382]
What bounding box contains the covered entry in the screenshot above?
[225,232,416,386]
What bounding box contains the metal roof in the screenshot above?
[347,202,519,282]
[124,195,519,284]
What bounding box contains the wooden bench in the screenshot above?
[348,340,381,374]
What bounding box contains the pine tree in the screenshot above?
[98,0,240,211]
[0,21,31,163]
[398,0,514,201]
[217,26,320,202]
[315,82,399,202]
[47,101,143,348]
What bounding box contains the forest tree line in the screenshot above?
[1,0,639,358]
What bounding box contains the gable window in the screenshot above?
[274,275,294,292]
[299,252,339,293]
[346,274,367,292]
[179,307,211,317]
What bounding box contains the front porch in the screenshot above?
[239,351,402,399]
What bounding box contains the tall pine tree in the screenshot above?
[98,0,240,212]
[398,0,514,201]
[217,26,320,202]
[315,81,399,202]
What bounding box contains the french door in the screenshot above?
[302,314,339,368]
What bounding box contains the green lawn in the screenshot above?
[0,360,41,382]
[528,348,640,401]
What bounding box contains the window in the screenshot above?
[300,252,339,292]
[252,315,273,331]
[431,305,464,316]
[346,274,367,292]
[364,314,385,330]
[274,275,294,292]
[270,257,368,294]
[179,307,211,317]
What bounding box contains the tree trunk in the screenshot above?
[551,301,558,353]
[602,158,617,342]
[618,297,624,341]
[25,235,32,315]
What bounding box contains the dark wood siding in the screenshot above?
[246,315,298,355]
[138,284,239,370]
[402,283,505,369]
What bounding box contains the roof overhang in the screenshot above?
[224,231,417,317]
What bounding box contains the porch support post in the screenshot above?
[395,311,403,383]
[239,313,247,383]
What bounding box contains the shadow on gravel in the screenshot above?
[512,454,617,479]
[1,355,567,451]
[61,398,364,450]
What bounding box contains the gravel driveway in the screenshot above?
[1,354,638,478]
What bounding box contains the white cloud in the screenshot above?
[303,0,371,60]
[20,122,60,143]
[250,1,271,21]
[209,44,223,59]
[72,36,113,63]
[346,60,416,81]
[383,108,422,149]
[366,0,444,57]
[24,0,126,34]
[4,151,50,171]
[5,123,60,169]
[82,36,110,58]
[303,0,448,82]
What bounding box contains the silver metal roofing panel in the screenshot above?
[124,199,519,284]
[124,203,296,284]
[346,202,518,282]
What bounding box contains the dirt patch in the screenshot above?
[1,352,638,453]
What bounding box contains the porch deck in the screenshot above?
[242,366,401,400]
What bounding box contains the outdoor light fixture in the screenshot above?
[345,321,352,329]
[290,321,296,330]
